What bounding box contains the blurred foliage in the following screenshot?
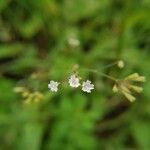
[0,0,150,150]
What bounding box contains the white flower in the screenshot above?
[68,37,80,47]
[82,80,94,93]
[48,81,59,92]
[69,75,80,88]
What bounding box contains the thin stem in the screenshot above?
[99,61,118,70]
[80,68,117,82]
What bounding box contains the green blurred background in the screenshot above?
[0,0,150,150]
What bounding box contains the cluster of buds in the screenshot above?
[112,73,146,102]
[48,74,94,93]
[14,87,44,104]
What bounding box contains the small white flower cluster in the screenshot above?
[48,74,94,93]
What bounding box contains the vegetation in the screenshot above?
[0,0,150,149]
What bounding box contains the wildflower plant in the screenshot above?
[14,61,145,103]
[47,60,145,102]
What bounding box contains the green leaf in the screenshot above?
[132,121,150,149]
[0,44,24,59]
